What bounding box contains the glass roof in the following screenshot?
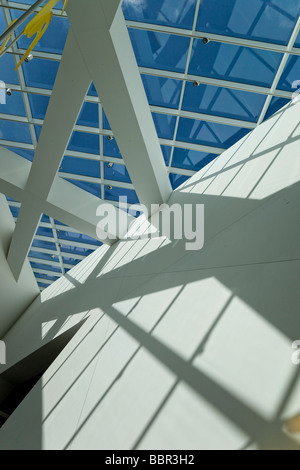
[1,0,299,290]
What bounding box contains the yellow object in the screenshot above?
[15,0,68,70]
[0,19,17,54]
[62,0,68,15]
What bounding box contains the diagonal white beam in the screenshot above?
[0,147,133,276]
[257,16,300,125]
[23,32,91,199]
[67,0,172,212]
[44,176,131,242]
[6,28,93,279]
[0,147,30,200]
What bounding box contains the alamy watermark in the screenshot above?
[0,341,6,365]
[96,197,204,251]
[291,340,300,365]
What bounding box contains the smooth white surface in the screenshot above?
[0,194,39,338]
[1,101,300,449]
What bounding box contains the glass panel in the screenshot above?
[34,273,60,281]
[152,112,176,139]
[41,214,50,223]
[103,136,122,158]
[77,102,99,128]
[67,131,100,155]
[38,282,51,289]
[0,10,19,84]
[172,147,218,171]
[189,39,283,88]
[196,0,300,45]
[1,90,26,116]
[104,186,139,205]
[103,110,110,130]
[123,0,197,30]
[277,56,300,92]
[177,117,250,149]
[29,94,50,119]
[11,10,69,54]
[0,119,32,143]
[142,74,182,109]
[30,261,61,274]
[60,245,94,257]
[182,82,266,122]
[29,250,59,263]
[64,179,101,198]
[88,82,98,97]
[57,230,101,246]
[32,239,56,251]
[264,96,290,121]
[23,58,60,89]
[161,145,171,165]
[62,257,78,266]
[129,29,189,73]
[169,173,190,189]
[36,226,53,237]
[104,162,131,183]
[9,205,19,218]
[60,156,100,178]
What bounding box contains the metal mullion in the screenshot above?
[29,256,75,269]
[3,69,293,100]
[1,1,37,148]
[34,275,52,285]
[167,167,196,177]
[150,106,256,129]
[58,172,134,190]
[2,1,67,19]
[7,48,61,61]
[126,20,300,56]
[0,106,257,131]
[32,268,61,277]
[0,139,35,149]
[139,67,293,99]
[3,81,100,103]
[34,234,98,250]
[34,220,80,235]
[257,16,300,125]
[4,2,300,57]
[49,217,65,275]
[30,246,85,260]
[168,0,202,171]
[159,138,223,154]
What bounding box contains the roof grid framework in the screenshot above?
[0,0,299,289]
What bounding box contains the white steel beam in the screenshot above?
[67,0,172,212]
[0,146,133,278]
[6,28,96,279]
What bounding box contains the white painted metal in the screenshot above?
[67,0,172,212]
